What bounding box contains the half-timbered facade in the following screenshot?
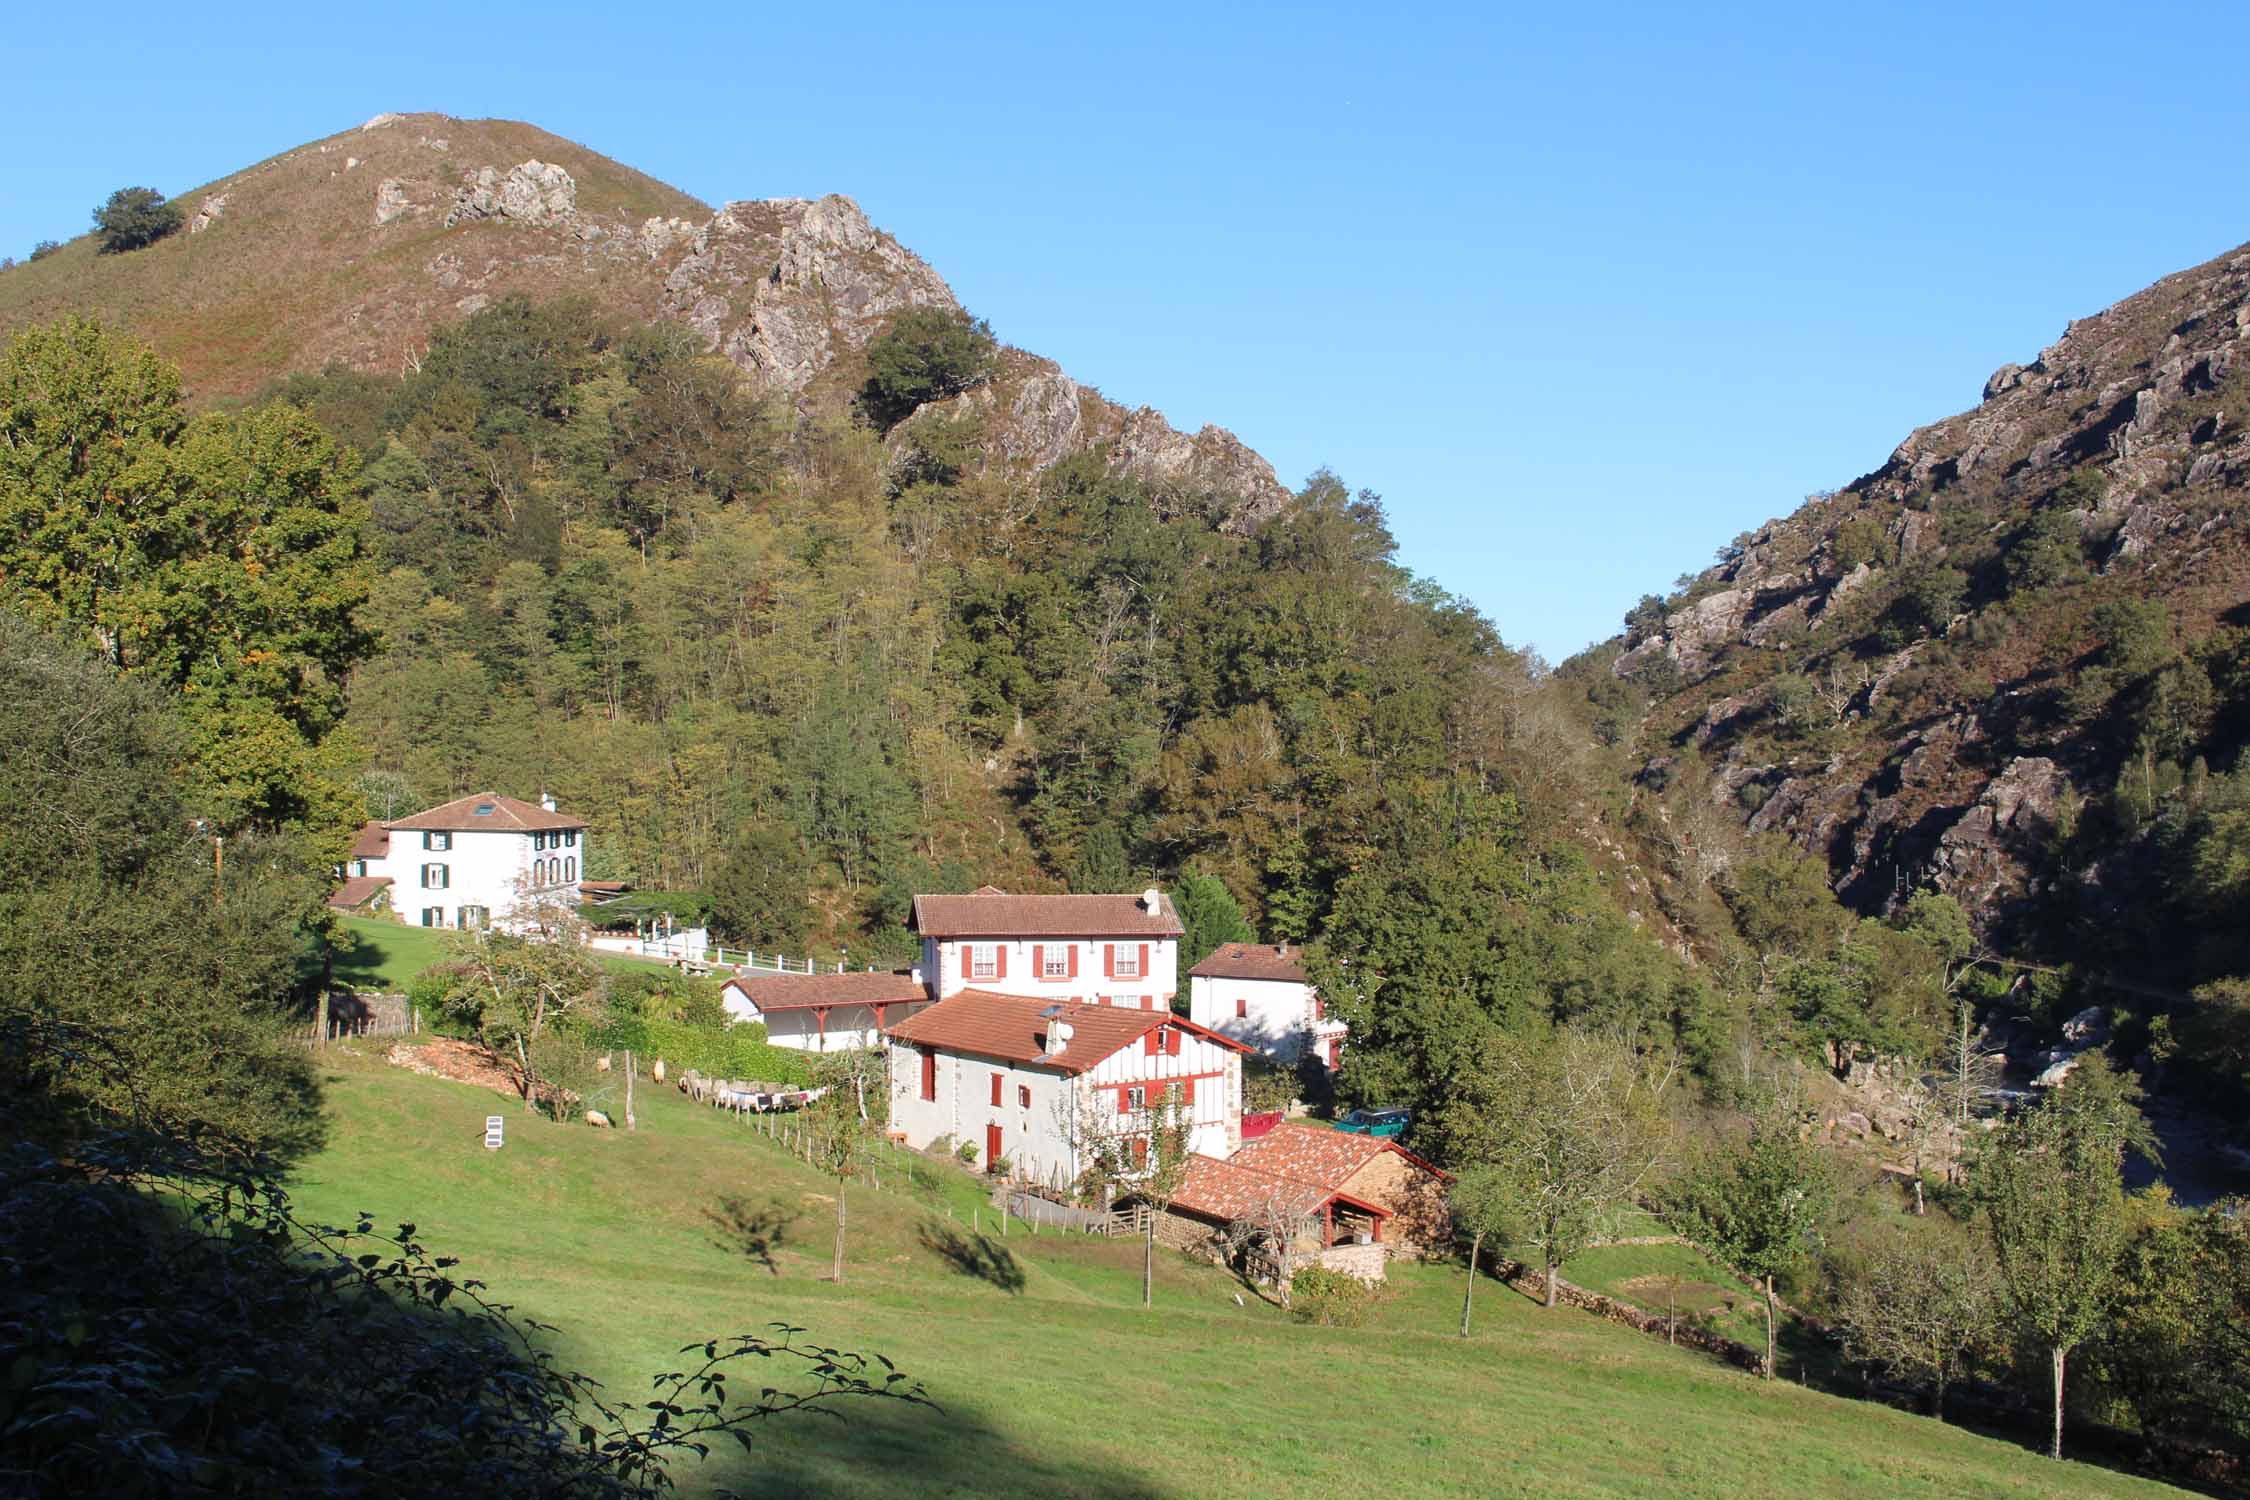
[883,990,1248,1188]
[910,888,1183,1012]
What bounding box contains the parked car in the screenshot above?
[1334,1107,1409,1139]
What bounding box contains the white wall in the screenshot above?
[888,1026,1242,1189]
[1187,975,1322,1064]
[365,826,585,928]
[922,935,1179,1009]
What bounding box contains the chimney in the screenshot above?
[1276,942,1289,958]
[1042,1019,1073,1057]
[540,791,557,812]
[1141,887,1162,912]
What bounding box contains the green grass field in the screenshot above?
[328,914,675,991]
[287,1047,2189,1499]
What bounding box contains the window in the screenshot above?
[1130,1136,1149,1168]
[990,1072,1003,1107]
[459,905,489,930]
[1166,1079,1196,1107]
[420,908,442,927]
[565,830,578,848]
[1110,943,1141,980]
[421,863,449,890]
[1018,1084,1031,1109]
[349,859,367,878]
[1040,944,1071,980]
[918,1049,937,1102]
[565,856,576,882]
[1236,996,1248,1018]
[968,944,998,981]
[534,832,548,851]
[1126,1086,1146,1110]
[422,831,451,852]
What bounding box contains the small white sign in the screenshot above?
[484,1114,504,1150]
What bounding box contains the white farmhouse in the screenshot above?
[1185,941,1346,1069]
[911,888,1183,1011]
[884,990,1248,1187]
[718,971,933,1052]
[337,792,587,929]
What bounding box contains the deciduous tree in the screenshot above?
[1976,1054,2153,1459]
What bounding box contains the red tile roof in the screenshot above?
[883,990,1245,1074]
[1231,1121,1452,1186]
[386,793,586,833]
[1170,1154,1335,1224]
[327,875,392,910]
[348,821,390,859]
[911,890,1183,938]
[721,971,930,1012]
[1188,942,1309,983]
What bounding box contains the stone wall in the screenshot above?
[1484,1249,1765,1374]
[1312,1241,1387,1285]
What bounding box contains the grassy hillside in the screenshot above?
[327,913,676,990]
[0,113,708,400]
[288,1047,2188,1498]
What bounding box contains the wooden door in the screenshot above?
[985,1121,1003,1172]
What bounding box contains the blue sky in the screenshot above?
[9,2,2246,658]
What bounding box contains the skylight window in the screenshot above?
[474,803,495,815]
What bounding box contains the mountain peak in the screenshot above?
[0,115,1288,522]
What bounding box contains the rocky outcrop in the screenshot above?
[188,194,229,234]
[445,160,576,227]
[1604,238,2250,941]
[373,178,414,226]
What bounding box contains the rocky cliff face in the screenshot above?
[1607,240,2250,943]
[0,112,1291,528]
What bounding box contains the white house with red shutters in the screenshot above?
[1185,941,1347,1069]
[884,989,1248,1187]
[911,888,1182,1012]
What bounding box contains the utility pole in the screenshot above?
[212,833,224,905]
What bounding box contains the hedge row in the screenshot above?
[576,1014,815,1086]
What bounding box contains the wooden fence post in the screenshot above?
[314,991,329,1048]
[624,1049,636,1131]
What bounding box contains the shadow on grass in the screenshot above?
[706,1393,1172,1499]
[916,1218,1026,1294]
[707,1194,804,1274]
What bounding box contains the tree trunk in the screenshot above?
[1762,1277,1777,1380]
[832,1180,846,1283]
[2050,1345,2065,1460]
[1933,1372,1947,1424]
[1460,1232,1482,1338]
[515,1034,535,1113]
[1142,1208,1154,1309]
[1544,1256,1558,1309]
[1912,1175,1925,1216]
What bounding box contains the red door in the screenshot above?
[985,1121,1003,1173]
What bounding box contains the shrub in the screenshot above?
[28,239,62,261]
[1288,1265,1373,1326]
[857,307,997,430]
[91,187,183,254]
[955,1139,980,1166]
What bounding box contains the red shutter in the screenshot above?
[1116,1089,1129,1116]
[1103,944,1115,980]
[1132,1137,1149,1167]
[1144,1029,1160,1056]
[1184,1078,1196,1106]
[1032,943,1044,978]
[1166,1027,1181,1056]
[919,1049,936,1101]
[1068,945,1080,979]
[1019,1085,1031,1108]
[1139,943,1150,978]
[990,1072,1002,1106]
[1144,994,1156,1011]
[1236,997,1247,1018]
[996,945,1008,980]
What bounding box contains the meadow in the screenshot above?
[285,1046,2191,1499]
